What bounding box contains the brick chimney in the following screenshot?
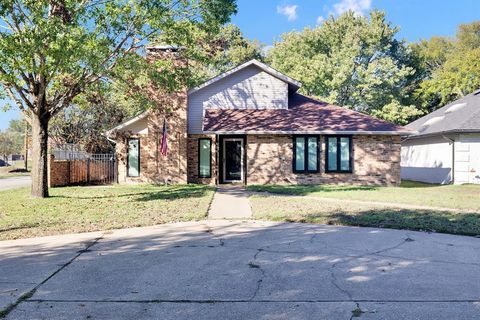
[144,45,188,184]
[145,45,186,66]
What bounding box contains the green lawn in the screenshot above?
[248,181,480,211]
[0,163,30,179]
[249,181,480,236]
[0,184,214,240]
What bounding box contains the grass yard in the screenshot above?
[248,181,480,211]
[0,162,30,179]
[0,184,215,240]
[249,181,480,236]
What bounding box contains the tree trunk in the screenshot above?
[31,111,50,198]
[24,123,29,171]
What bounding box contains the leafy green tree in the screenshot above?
[457,21,480,51]
[153,23,264,85]
[267,10,422,124]
[0,120,23,163]
[0,0,237,197]
[0,131,17,163]
[7,118,24,134]
[50,84,128,153]
[195,24,264,77]
[413,21,480,112]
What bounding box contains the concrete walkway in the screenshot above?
[2,221,480,319]
[208,186,252,219]
[0,176,31,191]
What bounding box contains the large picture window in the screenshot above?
[325,136,352,173]
[293,136,319,173]
[198,138,211,178]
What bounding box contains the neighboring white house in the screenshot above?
[401,89,480,184]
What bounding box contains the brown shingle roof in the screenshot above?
[203,93,412,134]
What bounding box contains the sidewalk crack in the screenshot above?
[0,236,103,318]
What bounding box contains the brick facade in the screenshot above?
[245,135,401,186]
[187,134,217,185]
[117,132,400,186]
[112,50,402,187]
[116,136,149,184]
[116,47,188,184]
[116,107,188,185]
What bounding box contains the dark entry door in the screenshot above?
[224,139,243,182]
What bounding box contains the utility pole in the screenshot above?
[23,120,29,171]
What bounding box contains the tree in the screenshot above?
[0,0,237,197]
[267,10,422,124]
[413,21,480,113]
[50,85,128,153]
[153,23,264,86]
[0,131,17,163]
[194,24,264,77]
[49,23,262,155]
[4,118,29,169]
[0,119,23,163]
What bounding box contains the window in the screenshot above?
[325,136,352,173]
[198,138,211,178]
[127,138,140,177]
[293,136,319,173]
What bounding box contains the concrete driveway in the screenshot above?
[0,176,31,191]
[1,221,480,319]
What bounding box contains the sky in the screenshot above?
[1,0,480,130]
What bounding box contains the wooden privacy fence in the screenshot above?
[48,153,117,187]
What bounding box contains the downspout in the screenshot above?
[104,130,117,145]
[106,135,117,145]
[442,135,455,184]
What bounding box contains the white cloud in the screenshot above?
[332,0,372,16]
[316,15,325,25]
[277,4,299,21]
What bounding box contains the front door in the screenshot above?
[223,138,243,182]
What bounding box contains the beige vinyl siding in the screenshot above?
[454,133,480,184]
[188,65,289,134]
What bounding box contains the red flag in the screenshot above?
[160,119,168,156]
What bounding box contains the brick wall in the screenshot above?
[187,134,217,184]
[115,48,188,184]
[48,155,70,187]
[246,135,401,186]
[116,107,188,185]
[145,104,188,184]
[116,136,149,184]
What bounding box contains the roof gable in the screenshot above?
[106,110,149,136]
[188,59,302,95]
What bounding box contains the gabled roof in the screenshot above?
[203,93,413,135]
[188,59,302,94]
[407,89,480,137]
[106,110,149,137]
